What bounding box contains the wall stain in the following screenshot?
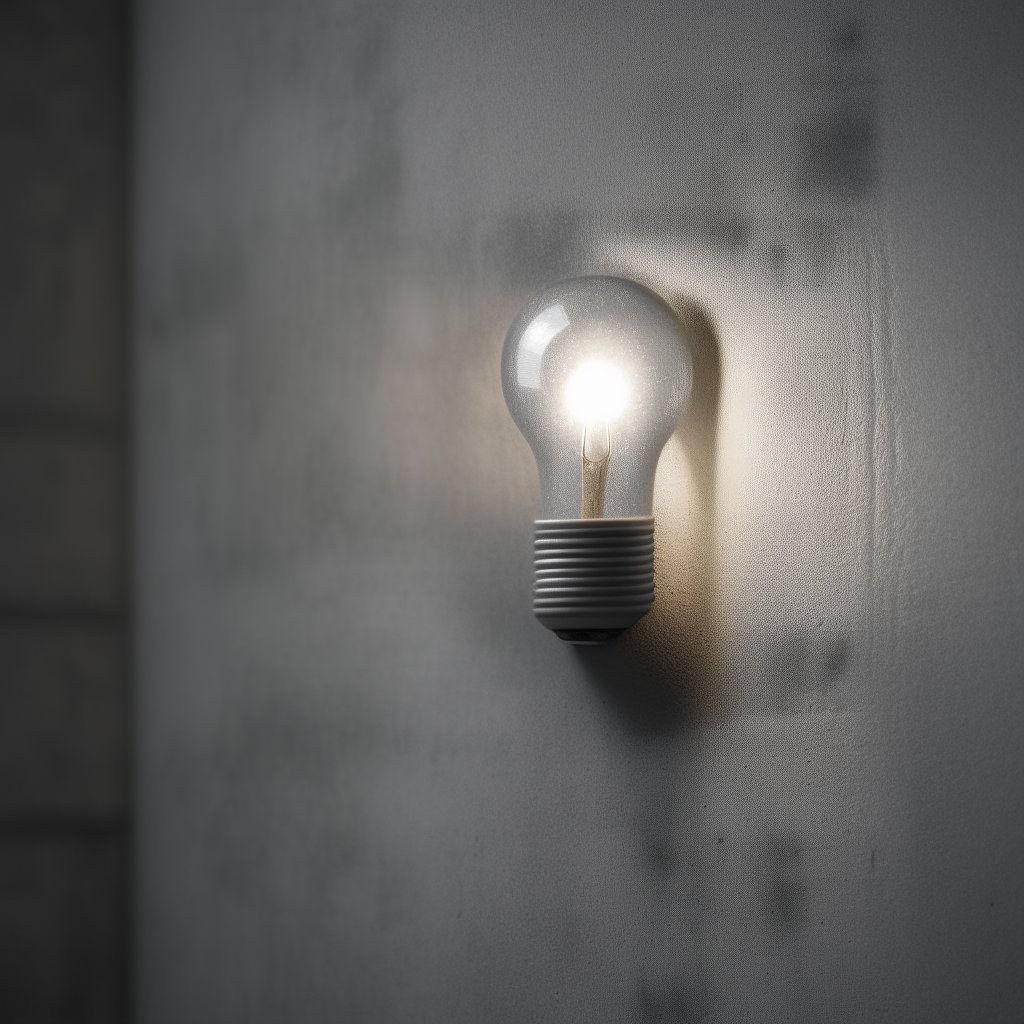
[325,4,403,238]
[799,18,878,203]
[638,978,713,1022]
[761,833,808,931]
[626,205,751,257]
[486,206,587,288]
[743,628,852,716]
[203,673,376,911]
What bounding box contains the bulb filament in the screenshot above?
[581,421,610,519]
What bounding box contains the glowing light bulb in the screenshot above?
[501,276,692,644]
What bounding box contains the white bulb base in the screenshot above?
[533,518,655,644]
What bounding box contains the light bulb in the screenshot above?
[502,276,692,644]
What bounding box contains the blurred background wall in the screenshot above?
[2,0,1022,1022]
[132,1,1024,1021]
[0,1,131,1020]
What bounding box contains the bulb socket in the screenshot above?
[533,518,655,643]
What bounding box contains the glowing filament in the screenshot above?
[565,363,628,423]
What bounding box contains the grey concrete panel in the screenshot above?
[0,0,126,420]
[0,3,131,1023]
[0,834,126,1022]
[0,437,124,607]
[0,624,126,817]
[134,1,1024,1022]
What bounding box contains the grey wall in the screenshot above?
[135,1,1024,1021]
[0,1,130,1020]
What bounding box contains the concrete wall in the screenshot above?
[135,1,1024,1021]
[0,1,130,1020]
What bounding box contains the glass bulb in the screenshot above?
[501,276,692,643]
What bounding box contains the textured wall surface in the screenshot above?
[0,1,130,1020]
[135,1,1024,1021]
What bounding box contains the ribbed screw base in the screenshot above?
[533,518,655,643]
